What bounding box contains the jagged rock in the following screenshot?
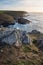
[30,30,40,34]
[18,17,31,24]
[0,28,31,46]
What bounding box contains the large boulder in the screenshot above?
[0,28,22,46]
[0,28,31,47]
[0,14,15,26]
[18,17,31,24]
[0,28,16,45]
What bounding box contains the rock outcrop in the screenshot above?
[30,30,40,34]
[18,17,31,24]
[0,28,16,45]
[0,14,15,26]
[0,28,31,47]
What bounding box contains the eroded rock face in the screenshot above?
[0,28,31,47]
[18,18,31,24]
[0,14,15,26]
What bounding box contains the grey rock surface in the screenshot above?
[18,17,31,24]
[0,28,31,46]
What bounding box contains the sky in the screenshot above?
[0,0,43,12]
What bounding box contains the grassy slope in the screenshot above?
[0,43,43,65]
[0,11,27,25]
[0,11,27,19]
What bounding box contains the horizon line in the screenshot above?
[0,9,43,13]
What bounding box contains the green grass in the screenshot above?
[13,61,34,65]
[22,44,31,52]
[0,11,27,19]
[0,11,4,14]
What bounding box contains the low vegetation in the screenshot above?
[22,44,31,52]
[0,43,43,65]
[0,11,27,19]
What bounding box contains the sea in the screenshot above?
[8,12,43,33]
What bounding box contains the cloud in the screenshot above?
[0,0,43,12]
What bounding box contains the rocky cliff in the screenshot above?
[0,13,15,27]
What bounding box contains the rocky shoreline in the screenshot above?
[0,11,43,65]
[0,12,43,51]
[0,12,31,27]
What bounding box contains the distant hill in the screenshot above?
[0,11,27,19]
[0,11,28,26]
